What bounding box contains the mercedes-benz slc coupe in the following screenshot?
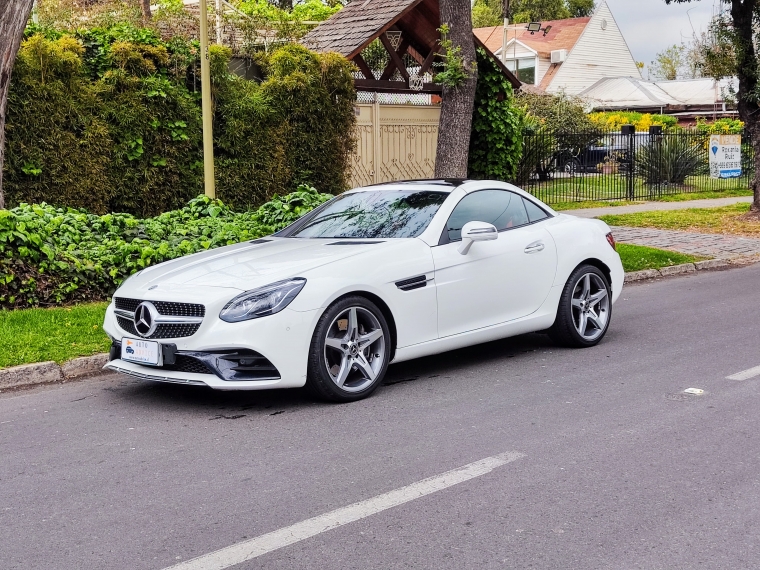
[104,180,623,402]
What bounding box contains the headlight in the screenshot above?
[219,278,306,323]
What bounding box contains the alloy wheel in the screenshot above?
[323,307,386,393]
[571,273,610,341]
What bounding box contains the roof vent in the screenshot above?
[551,49,568,64]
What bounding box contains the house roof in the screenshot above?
[301,0,424,59]
[474,17,591,58]
[580,76,738,110]
[301,0,521,88]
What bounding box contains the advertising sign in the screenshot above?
[709,134,742,179]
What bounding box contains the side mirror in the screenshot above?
[458,221,498,255]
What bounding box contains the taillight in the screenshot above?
[606,232,616,251]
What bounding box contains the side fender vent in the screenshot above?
[395,275,429,291]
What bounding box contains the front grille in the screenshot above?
[165,355,213,375]
[115,316,201,340]
[115,297,205,318]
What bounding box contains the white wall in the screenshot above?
[546,1,642,95]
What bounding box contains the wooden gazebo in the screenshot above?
[301,0,521,94]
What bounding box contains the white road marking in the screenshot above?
[726,365,760,381]
[164,451,524,570]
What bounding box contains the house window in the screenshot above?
[505,57,536,84]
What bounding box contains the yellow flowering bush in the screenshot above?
[589,112,678,132]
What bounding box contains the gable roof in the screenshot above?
[301,0,521,89]
[301,0,424,59]
[475,17,591,59]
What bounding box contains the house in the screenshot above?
[474,1,641,95]
[580,76,739,124]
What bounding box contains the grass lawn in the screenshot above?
[0,302,110,369]
[616,244,704,273]
[550,189,752,211]
[600,203,760,237]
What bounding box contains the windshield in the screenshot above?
[281,190,449,239]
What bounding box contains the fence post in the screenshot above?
[622,124,635,200]
[649,125,663,197]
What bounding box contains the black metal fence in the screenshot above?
[517,126,753,206]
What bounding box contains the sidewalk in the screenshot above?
[564,196,753,219]
[611,226,760,260]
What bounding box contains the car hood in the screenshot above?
[119,237,387,297]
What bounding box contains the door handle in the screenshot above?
[524,242,545,254]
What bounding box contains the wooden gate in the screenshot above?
[350,102,441,188]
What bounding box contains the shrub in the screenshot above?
[589,111,678,132]
[0,187,332,309]
[4,30,357,216]
[636,136,704,185]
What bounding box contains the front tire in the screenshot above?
[305,296,391,402]
[549,264,612,348]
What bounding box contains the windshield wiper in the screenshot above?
[297,211,361,232]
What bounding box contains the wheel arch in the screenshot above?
[330,291,398,361]
[574,258,613,291]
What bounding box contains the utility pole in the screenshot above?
[199,0,216,198]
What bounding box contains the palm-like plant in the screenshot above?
[636,135,705,185]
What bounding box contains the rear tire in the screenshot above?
[549,264,612,348]
[305,296,391,403]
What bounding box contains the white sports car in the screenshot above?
[104,180,623,402]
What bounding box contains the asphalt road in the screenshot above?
[3,264,760,570]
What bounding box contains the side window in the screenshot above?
[444,190,530,242]
[523,198,549,223]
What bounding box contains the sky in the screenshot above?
[605,0,719,72]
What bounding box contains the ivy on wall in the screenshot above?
[467,48,523,182]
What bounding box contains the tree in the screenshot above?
[666,0,760,213]
[435,3,478,178]
[650,43,703,80]
[140,0,152,24]
[473,0,503,27]
[0,0,35,210]
[567,0,595,17]
[650,44,686,80]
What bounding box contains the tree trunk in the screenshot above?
[140,0,152,24]
[730,0,760,212]
[0,0,35,210]
[434,0,478,179]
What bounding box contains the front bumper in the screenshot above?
[103,303,322,390]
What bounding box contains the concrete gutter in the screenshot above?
[0,257,741,391]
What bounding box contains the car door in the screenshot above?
[432,189,558,338]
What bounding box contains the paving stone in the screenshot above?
[612,226,760,260]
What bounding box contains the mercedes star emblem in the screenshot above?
[133,301,159,337]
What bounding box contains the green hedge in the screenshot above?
[4,28,356,216]
[0,187,331,309]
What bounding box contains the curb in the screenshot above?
[0,256,743,391]
[624,258,730,283]
[0,353,109,391]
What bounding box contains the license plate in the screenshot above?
[121,338,160,365]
